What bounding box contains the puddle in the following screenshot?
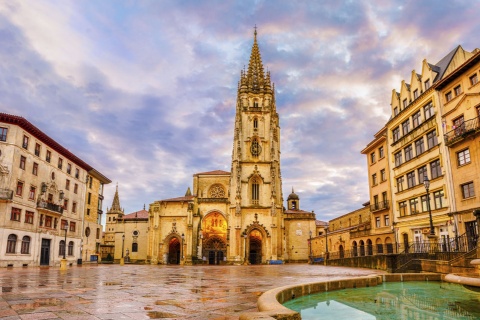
[2,287,12,292]
[103,281,122,286]
[147,311,179,318]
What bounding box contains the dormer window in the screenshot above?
[402,99,407,109]
[424,79,430,90]
[394,107,399,116]
[413,89,419,99]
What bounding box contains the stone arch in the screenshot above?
[244,223,270,265]
[366,239,373,255]
[375,238,383,254]
[352,241,358,257]
[385,237,394,253]
[359,240,365,256]
[163,233,182,265]
[200,211,228,265]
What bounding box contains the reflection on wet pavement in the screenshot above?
[0,264,384,319]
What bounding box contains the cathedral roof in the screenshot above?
[194,170,230,176]
[160,195,194,202]
[122,209,149,221]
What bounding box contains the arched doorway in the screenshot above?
[339,245,344,258]
[359,240,365,256]
[352,241,358,257]
[385,237,393,253]
[168,237,181,264]
[376,238,383,254]
[366,239,373,255]
[249,230,262,264]
[203,236,227,265]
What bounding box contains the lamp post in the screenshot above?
[423,176,435,237]
[120,234,125,265]
[325,225,329,265]
[60,225,68,270]
[181,233,185,264]
[309,230,312,264]
[243,232,248,265]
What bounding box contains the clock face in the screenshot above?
[251,140,261,156]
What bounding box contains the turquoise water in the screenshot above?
[283,281,480,320]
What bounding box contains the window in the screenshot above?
[376,217,381,228]
[87,208,90,216]
[434,190,445,209]
[454,85,462,96]
[407,171,416,188]
[68,241,74,256]
[96,228,100,239]
[370,152,376,164]
[424,79,430,90]
[372,173,377,186]
[66,179,70,190]
[89,176,93,188]
[470,74,478,86]
[251,139,261,157]
[251,177,259,204]
[424,102,434,119]
[25,211,34,224]
[67,163,71,174]
[87,193,91,205]
[415,138,425,156]
[462,182,475,199]
[34,143,41,156]
[63,199,69,211]
[22,135,29,149]
[399,202,407,217]
[373,195,379,205]
[11,207,21,221]
[61,219,68,230]
[380,169,386,182]
[45,215,52,228]
[32,162,38,176]
[418,166,427,185]
[16,181,24,196]
[0,127,7,141]
[404,144,413,162]
[445,91,453,102]
[382,191,387,203]
[431,159,441,179]
[427,130,438,149]
[412,111,421,128]
[6,234,17,253]
[392,127,400,142]
[394,151,402,167]
[20,156,26,170]
[132,243,138,252]
[413,89,419,99]
[409,198,419,214]
[58,158,63,170]
[69,221,76,232]
[403,98,407,109]
[75,168,79,179]
[402,119,410,135]
[72,202,77,213]
[253,118,258,129]
[29,186,36,200]
[397,176,404,192]
[394,107,399,116]
[457,149,471,166]
[21,236,30,254]
[421,195,429,212]
[379,146,384,158]
[46,150,51,162]
[59,240,65,257]
[74,183,78,194]
[384,215,390,226]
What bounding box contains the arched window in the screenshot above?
[132,242,138,252]
[253,100,259,108]
[21,236,30,254]
[253,118,258,129]
[6,234,17,253]
[59,240,65,257]
[251,177,260,205]
[250,138,261,157]
[68,241,74,256]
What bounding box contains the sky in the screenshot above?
[1,0,480,223]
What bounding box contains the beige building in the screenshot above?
[146,30,315,265]
[0,113,108,267]
[437,48,480,249]
[114,208,149,263]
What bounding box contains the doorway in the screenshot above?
[168,237,181,264]
[40,239,50,266]
[248,230,262,264]
[203,236,226,265]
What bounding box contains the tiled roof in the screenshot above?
[284,209,314,214]
[122,209,149,220]
[194,170,230,176]
[160,195,194,202]
[315,220,328,226]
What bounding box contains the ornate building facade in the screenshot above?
[146,31,315,265]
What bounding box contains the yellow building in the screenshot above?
[437,48,480,249]
[387,46,476,251]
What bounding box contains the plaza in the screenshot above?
[0,264,384,319]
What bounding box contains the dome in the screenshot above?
[287,187,299,200]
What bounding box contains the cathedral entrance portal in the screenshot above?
[203,236,226,265]
[201,212,228,265]
[168,237,181,264]
[248,230,262,264]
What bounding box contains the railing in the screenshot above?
[37,201,64,214]
[370,200,390,212]
[444,117,479,146]
[0,188,13,200]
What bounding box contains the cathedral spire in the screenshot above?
[110,184,122,212]
[246,27,266,93]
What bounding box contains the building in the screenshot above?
[145,30,316,265]
[0,113,109,267]
[115,207,149,263]
[102,185,124,260]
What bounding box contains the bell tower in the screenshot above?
[229,28,284,262]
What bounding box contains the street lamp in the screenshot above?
[63,224,68,259]
[309,230,312,263]
[423,176,435,236]
[325,225,329,263]
[243,232,248,265]
[121,234,125,259]
[181,233,185,261]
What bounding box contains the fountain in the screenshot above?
[444,209,480,288]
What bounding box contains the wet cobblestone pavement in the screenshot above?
[0,264,385,319]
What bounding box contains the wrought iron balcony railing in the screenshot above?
[37,201,64,214]
[444,117,479,146]
[370,200,390,212]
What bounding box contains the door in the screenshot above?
[465,221,478,251]
[403,233,409,253]
[439,227,449,251]
[40,239,50,266]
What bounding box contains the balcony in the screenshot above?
[37,201,64,215]
[0,188,13,201]
[370,200,390,212]
[444,117,479,147]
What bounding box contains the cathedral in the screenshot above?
[107,30,317,265]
